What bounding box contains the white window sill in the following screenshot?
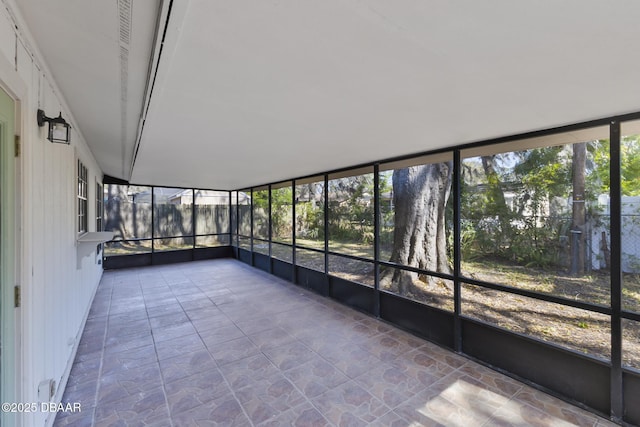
[77,232,114,244]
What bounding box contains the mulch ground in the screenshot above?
[309,253,640,369]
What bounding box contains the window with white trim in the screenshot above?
[78,160,88,233]
[96,181,103,231]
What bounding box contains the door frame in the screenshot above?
[0,48,25,427]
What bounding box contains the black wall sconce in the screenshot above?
[37,109,71,144]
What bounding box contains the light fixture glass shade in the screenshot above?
[50,122,70,144]
[38,110,71,144]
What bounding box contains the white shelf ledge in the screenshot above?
[77,232,114,244]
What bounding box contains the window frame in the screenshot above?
[77,160,88,234]
[96,181,103,232]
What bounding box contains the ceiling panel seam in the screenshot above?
[129,0,174,180]
[118,0,132,178]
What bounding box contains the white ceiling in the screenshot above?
[15,0,640,190]
[15,0,160,180]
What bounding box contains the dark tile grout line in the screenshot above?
[147,273,177,427]
[89,277,113,427]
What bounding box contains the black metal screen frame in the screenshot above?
[104,110,640,425]
[103,185,233,268]
[230,111,640,425]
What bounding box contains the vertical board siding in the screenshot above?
[0,5,105,426]
[0,12,14,63]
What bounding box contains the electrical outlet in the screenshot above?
[37,379,56,402]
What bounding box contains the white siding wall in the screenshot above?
[0,3,105,426]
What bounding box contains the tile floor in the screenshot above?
[54,259,616,427]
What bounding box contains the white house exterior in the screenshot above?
[0,5,104,426]
[594,195,640,273]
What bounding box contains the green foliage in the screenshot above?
[514,146,571,213]
[296,201,324,240]
[248,187,294,240]
[508,218,566,268]
[592,135,640,196]
[622,136,640,196]
[327,174,374,244]
[294,181,325,242]
[379,171,395,248]
[461,140,613,270]
[252,188,269,210]
[251,189,269,238]
[271,187,293,240]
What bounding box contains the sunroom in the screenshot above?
[1,1,639,426]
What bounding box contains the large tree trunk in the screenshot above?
[380,162,452,296]
[571,142,586,275]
